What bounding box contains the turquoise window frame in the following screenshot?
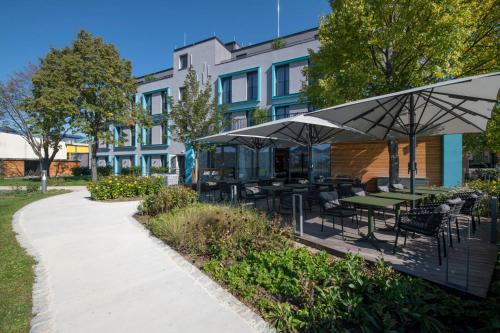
[271,101,306,121]
[271,55,309,100]
[217,67,261,107]
[140,88,171,147]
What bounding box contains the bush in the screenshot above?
[72,167,91,176]
[147,204,291,259]
[150,166,169,174]
[97,166,112,176]
[469,168,499,181]
[87,176,162,200]
[140,186,197,216]
[25,183,39,193]
[120,166,141,176]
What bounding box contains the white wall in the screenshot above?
[0,132,67,159]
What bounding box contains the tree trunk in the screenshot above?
[42,146,51,178]
[91,138,99,183]
[388,139,399,185]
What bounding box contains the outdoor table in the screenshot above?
[340,196,406,250]
[416,186,452,192]
[397,188,448,195]
[369,192,426,202]
[312,182,335,190]
[259,185,289,212]
[285,183,313,189]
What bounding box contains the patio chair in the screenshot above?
[393,204,451,265]
[240,182,270,211]
[337,183,353,198]
[418,198,464,246]
[319,191,359,239]
[377,185,390,192]
[391,183,405,191]
[454,191,483,232]
[201,181,219,202]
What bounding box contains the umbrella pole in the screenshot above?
[409,95,417,205]
[255,148,260,179]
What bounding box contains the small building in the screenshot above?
[0,131,79,177]
[63,134,90,168]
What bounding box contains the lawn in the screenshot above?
[0,176,90,187]
[0,190,68,333]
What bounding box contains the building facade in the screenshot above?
[96,27,462,187]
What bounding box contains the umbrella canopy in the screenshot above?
[308,72,500,194]
[232,114,370,182]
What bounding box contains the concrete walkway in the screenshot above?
[13,190,271,333]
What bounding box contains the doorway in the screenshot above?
[274,148,289,180]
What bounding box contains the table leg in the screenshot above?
[357,207,388,250]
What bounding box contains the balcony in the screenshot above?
[224,112,307,132]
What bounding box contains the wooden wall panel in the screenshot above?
[0,159,80,177]
[331,136,442,190]
[1,160,25,177]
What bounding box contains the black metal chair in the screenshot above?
[319,191,359,239]
[240,183,270,211]
[337,183,353,198]
[393,204,451,265]
[455,191,483,232]
[418,198,464,247]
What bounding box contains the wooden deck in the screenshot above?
[297,208,497,298]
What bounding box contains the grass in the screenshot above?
[0,190,68,333]
[0,176,90,186]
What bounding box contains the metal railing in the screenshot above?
[223,111,308,132]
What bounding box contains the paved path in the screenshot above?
[13,190,270,333]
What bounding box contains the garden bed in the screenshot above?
[137,193,500,332]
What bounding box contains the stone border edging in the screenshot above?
[129,215,276,333]
[12,204,56,333]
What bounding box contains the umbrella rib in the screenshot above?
[419,113,465,134]
[423,98,484,132]
[365,96,405,133]
[360,116,407,135]
[415,89,433,130]
[341,96,399,125]
[421,93,493,120]
[383,95,410,139]
[424,90,498,103]
[417,100,467,134]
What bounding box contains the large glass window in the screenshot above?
[259,147,271,178]
[312,144,331,180]
[161,91,168,113]
[246,71,258,101]
[221,77,232,104]
[275,106,289,120]
[146,95,152,114]
[289,146,308,179]
[238,146,255,180]
[275,64,289,96]
[144,128,152,145]
[179,54,188,69]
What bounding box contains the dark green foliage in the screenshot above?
[271,38,286,50]
[120,166,141,176]
[72,167,91,176]
[139,186,198,216]
[96,166,112,177]
[87,176,162,200]
[150,166,169,174]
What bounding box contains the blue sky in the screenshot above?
[0,0,331,80]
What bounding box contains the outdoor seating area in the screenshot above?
[198,180,497,297]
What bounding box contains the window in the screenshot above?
[144,128,152,145]
[161,91,168,113]
[179,87,185,101]
[179,54,188,70]
[145,95,152,115]
[274,106,289,120]
[275,64,289,96]
[246,71,258,101]
[161,124,168,144]
[221,77,232,104]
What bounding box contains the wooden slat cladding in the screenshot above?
[331,136,442,190]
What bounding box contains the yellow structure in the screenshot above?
[66,143,89,167]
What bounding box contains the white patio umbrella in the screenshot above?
[232,114,370,183]
[308,72,500,194]
[198,131,296,178]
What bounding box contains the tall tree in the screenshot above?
[47,30,140,182]
[169,65,224,184]
[304,0,500,184]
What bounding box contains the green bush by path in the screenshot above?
[140,186,198,216]
[0,190,68,333]
[120,166,141,176]
[87,176,162,200]
[147,204,291,260]
[144,203,500,332]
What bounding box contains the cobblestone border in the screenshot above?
[130,214,276,333]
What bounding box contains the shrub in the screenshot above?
[97,166,112,176]
[87,176,162,200]
[72,167,91,176]
[271,38,286,49]
[120,166,141,176]
[25,183,39,193]
[140,185,197,216]
[147,204,291,259]
[150,166,169,174]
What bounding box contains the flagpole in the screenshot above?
[277,0,280,38]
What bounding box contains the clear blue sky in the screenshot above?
[0,0,331,80]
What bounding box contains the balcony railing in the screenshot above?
[224,112,307,132]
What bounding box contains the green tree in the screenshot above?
[71,30,141,182]
[304,0,499,184]
[169,65,224,184]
